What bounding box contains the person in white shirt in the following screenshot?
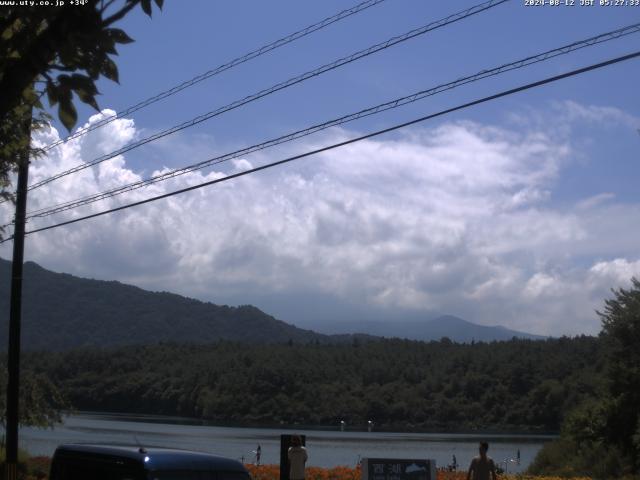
[288,435,308,480]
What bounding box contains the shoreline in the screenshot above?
[20,413,549,471]
[72,411,559,438]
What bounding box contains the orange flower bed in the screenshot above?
[245,464,361,480]
[244,464,592,480]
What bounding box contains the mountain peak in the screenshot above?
[424,314,544,342]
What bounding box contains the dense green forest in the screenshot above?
[19,336,601,433]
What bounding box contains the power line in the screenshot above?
[37,0,389,154]
[23,22,640,220]
[27,0,509,191]
[8,49,638,241]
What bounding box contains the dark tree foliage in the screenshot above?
[599,278,640,473]
[0,0,163,200]
[0,0,163,129]
[0,102,33,205]
[529,278,640,478]
[0,359,70,428]
[0,0,163,421]
[24,336,602,433]
[0,96,51,239]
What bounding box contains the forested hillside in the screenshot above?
[0,259,328,349]
[22,336,601,432]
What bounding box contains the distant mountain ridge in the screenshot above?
[0,258,544,350]
[394,315,545,342]
[314,315,545,342]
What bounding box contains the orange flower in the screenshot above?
[243,465,593,480]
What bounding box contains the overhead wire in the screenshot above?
[22,22,640,221]
[37,0,390,154]
[27,0,510,191]
[3,49,637,242]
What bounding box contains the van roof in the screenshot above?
[53,444,248,472]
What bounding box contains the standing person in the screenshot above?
[467,442,497,480]
[288,435,308,480]
[256,444,261,466]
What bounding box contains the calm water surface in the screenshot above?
[19,413,554,473]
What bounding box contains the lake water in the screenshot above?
[19,413,554,474]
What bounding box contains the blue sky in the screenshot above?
[2,0,640,336]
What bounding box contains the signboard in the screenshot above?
[361,458,436,480]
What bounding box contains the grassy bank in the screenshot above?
[0,451,49,480]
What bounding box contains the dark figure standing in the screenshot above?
[256,444,261,466]
[288,435,308,480]
[467,442,497,480]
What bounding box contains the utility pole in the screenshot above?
[4,112,32,480]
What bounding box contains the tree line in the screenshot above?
[12,335,602,433]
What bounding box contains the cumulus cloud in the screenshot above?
[2,105,639,337]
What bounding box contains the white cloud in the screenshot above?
[588,258,640,289]
[559,100,639,129]
[523,273,561,300]
[577,192,616,210]
[2,105,639,337]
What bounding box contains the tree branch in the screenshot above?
[102,1,139,27]
[100,0,118,14]
[50,64,77,72]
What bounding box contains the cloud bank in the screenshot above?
[2,103,639,336]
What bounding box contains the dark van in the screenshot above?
[49,444,251,480]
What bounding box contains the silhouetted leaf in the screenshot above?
[100,39,118,55]
[76,89,100,111]
[56,74,71,87]
[46,81,58,107]
[57,43,76,66]
[58,99,77,131]
[107,28,134,44]
[101,57,119,83]
[86,59,101,80]
[69,73,98,95]
[141,0,152,16]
